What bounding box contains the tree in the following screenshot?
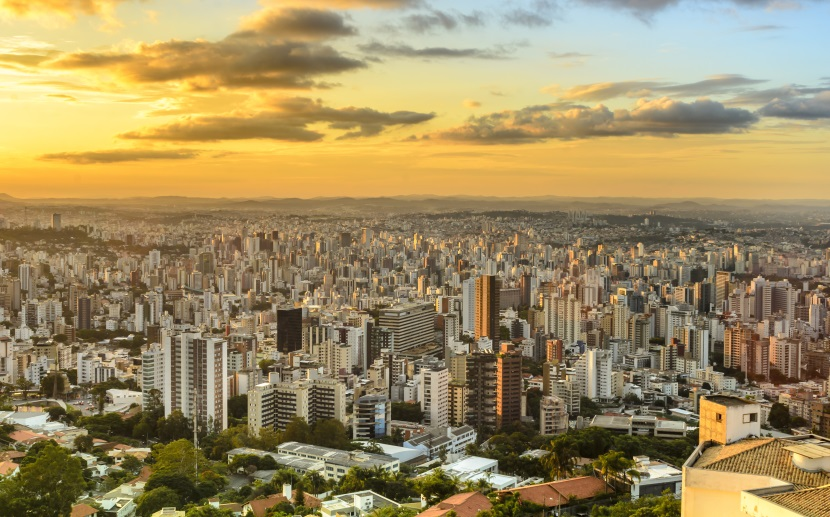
[121,455,144,475]
[75,434,94,452]
[153,439,208,478]
[312,419,350,449]
[591,491,680,517]
[542,436,578,480]
[0,443,85,517]
[283,417,313,444]
[136,487,181,517]
[593,451,638,494]
[391,402,424,423]
[413,468,459,506]
[186,507,234,517]
[579,397,603,418]
[228,394,248,419]
[16,377,34,400]
[369,508,418,517]
[294,484,306,507]
[145,472,198,504]
[768,402,791,430]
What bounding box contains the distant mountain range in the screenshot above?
[0,194,828,215]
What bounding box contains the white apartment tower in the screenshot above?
[420,367,449,428]
[163,332,228,431]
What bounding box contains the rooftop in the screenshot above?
[761,484,830,517]
[704,395,755,407]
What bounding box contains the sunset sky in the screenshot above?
[0,0,828,199]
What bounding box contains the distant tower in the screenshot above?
[51,213,62,231]
[475,275,501,342]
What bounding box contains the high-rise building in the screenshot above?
[163,332,228,431]
[378,302,435,352]
[420,367,449,428]
[277,308,303,353]
[353,394,391,439]
[51,213,61,231]
[539,395,568,435]
[496,343,522,430]
[465,351,497,431]
[724,323,753,370]
[575,348,613,401]
[448,381,467,426]
[248,376,346,437]
[462,278,476,334]
[544,294,581,344]
[474,275,501,342]
[141,343,165,409]
[77,296,91,330]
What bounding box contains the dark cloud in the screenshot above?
[39,149,200,164]
[0,51,59,69]
[503,0,558,27]
[119,96,435,142]
[725,85,830,105]
[399,9,485,33]
[236,8,358,40]
[46,39,366,91]
[432,97,758,144]
[759,91,830,119]
[285,0,421,8]
[557,75,767,101]
[358,41,513,59]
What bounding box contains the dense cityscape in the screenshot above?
[0,198,829,516]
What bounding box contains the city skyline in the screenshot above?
[0,0,828,199]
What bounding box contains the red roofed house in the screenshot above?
[416,491,492,517]
[0,460,20,478]
[497,476,608,509]
[70,503,100,517]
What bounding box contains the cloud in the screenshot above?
[432,97,758,144]
[118,96,435,142]
[399,9,485,33]
[268,0,421,9]
[575,0,815,20]
[551,75,767,101]
[725,85,830,105]
[39,148,200,164]
[759,91,830,119]
[0,0,129,18]
[463,99,482,109]
[503,0,558,27]
[738,24,786,31]
[46,38,366,91]
[358,41,514,59]
[47,93,78,101]
[549,52,592,59]
[237,8,358,41]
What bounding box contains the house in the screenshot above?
[70,504,100,517]
[97,479,146,517]
[242,484,322,517]
[416,491,492,517]
[150,509,184,517]
[627,456,682,500]
[497,477,609,508]
[419,456,518,490]
[0,460,20,478]
[320,490,401,517]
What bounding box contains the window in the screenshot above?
[716,413,723,422]
[743,413,758,423]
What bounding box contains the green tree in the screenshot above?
[768,402,791,430]
[136,486,181,517]
[153,439,209,478]
[283,417,313,444]
[145,472,198,504]
[121,455,144,475]
[312,419,350,449]
[593,451,638,494]
[186,507,235,517]
[391,402,424,423]
[75,434,94,452]
[591,491,680,517]
[369,508,418,517]
[228,394,248,419]
[542,436,578,480]
[0,443,85,517]
[413,468,459,506]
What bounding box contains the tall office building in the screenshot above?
[496,343,522,430]
[715,271,731,311]
[163,332,228,431]
[378,302,435,352]
[421,367,449,428]
[77,296,91,330]
[148,249,161,271]
[461,278,476,334]
[465,351,497,430]
[544,294,581,344]
[51,213,61,231]
[277,307,303,353]
[475,275,501,341]
[575,348,613,401]
[724,323,754,370]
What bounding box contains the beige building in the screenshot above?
[539,395,568,435]
[682,395,830,517]
[248,374,345,437]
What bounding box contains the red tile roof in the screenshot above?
[498,477,608,506]
[70,503,99,517]
[417,491,492,517]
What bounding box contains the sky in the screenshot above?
[0,0,828,199]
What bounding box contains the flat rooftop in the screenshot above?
[704,395,755,407]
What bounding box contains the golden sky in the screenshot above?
[0,0,828,199]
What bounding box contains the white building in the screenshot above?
[575,349,613,401]
[420,367,449,429]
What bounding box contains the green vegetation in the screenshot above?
[391,402,424,423]
[591,491,681,517]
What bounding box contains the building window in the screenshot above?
[716,413,723,422]
[743,413,758,423]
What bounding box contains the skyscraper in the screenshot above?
[77,296,91,330]
[462,278,476,334]
[496,343,522,430]
[421,367,449,428]
[277,307,303,353]
[51,213,61,231]
[163,332,228,431]
[475,275,501,342]
[465,350,497,431]
[378,302,435,352]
